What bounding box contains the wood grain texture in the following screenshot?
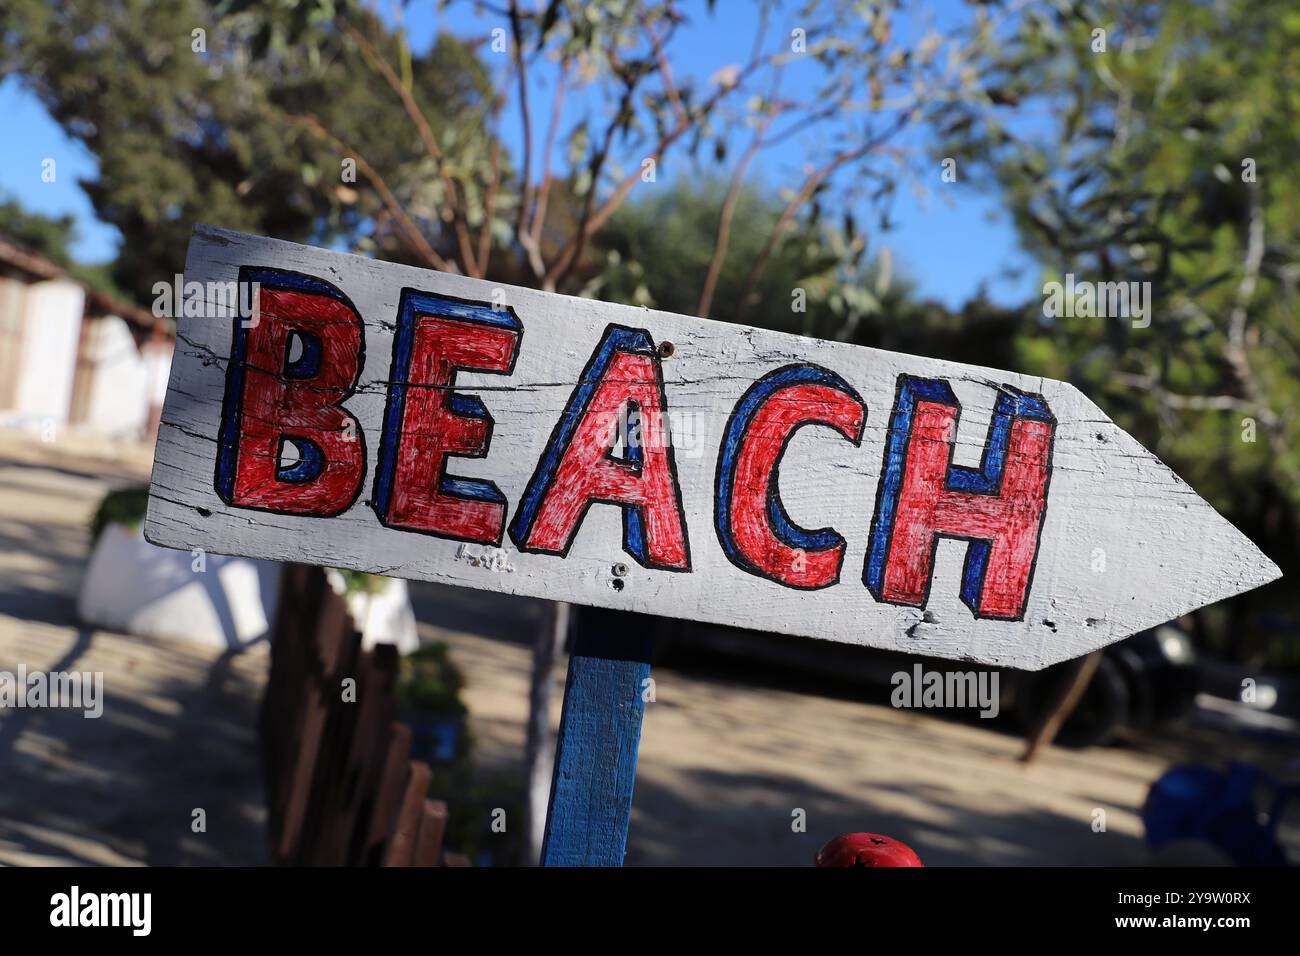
[413,799,449,867]
[382,761,432,867]
[145,226,1281,670]
[540,629,653,867]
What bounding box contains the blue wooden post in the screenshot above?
[540,626,653,866]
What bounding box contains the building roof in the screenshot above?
[0,234,171,338]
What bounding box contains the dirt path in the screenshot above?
[417,596,1166,866]
[0,429,268,866]
[1,427,1289,867]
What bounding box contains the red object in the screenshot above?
[815,833,923,867]
[219,284,365,516]
[880,396,1053,619]
[721,374,865,589]
[512,335,691,570]
[377,311,521,545]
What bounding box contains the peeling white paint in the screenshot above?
[145,227,1281,671]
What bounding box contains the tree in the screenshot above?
[0,0,495,300]
[0,197,77,266]
[588,175,1028,371]
[0,196,134,298]
[940,0,1300,664]
[4,0,1007,319]
[403,0,995,297]
[588,176,872,332]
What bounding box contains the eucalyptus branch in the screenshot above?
[522,59,569,280]
[288,112,454,273]
[340,18,478,273]
[735,113,910,321]
[547,64,640,290]
[543,44,778,289]
[479,138,502,276]
[697,70,784,317]
[645,22,685,125]
[1115,372,1278,427]
[509,0,533,241]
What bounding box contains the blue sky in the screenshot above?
[0,0,1036,309]
[0,76,123,263]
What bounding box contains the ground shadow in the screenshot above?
[0,638,269,866]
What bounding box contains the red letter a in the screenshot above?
[508,325,690,571]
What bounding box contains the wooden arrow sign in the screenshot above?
[145,226,1280,672]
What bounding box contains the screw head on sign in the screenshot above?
[814,833,923,867]
[612,563,629,577]
[658,341,675,358]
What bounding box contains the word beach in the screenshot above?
[145,227,1278,670]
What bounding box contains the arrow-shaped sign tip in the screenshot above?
[1028,384,1282,669]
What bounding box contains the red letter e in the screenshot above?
[373,290,522,545]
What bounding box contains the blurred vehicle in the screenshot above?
[1013,625,1198,747]
[573,608,1198,748]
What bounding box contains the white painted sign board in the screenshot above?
[144,226,1280,670]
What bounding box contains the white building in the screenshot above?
[0,236,173,443]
